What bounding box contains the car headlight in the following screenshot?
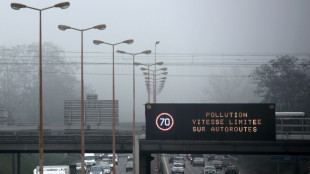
[99,172,102,174]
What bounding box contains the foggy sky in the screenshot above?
[1,0,310,122]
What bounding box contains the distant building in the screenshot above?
[64,94,119,126]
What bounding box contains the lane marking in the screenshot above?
[228,155,239,161]
[162,156,170,174]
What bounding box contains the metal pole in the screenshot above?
[132,55,136,174]
[81,31,86,174]
[153,44,156,103]
[147,66,150,103]
[39,10,44,174]
[112,45,116,174]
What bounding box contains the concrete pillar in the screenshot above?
[139,152,154,174]
[135,133,140,174]
[12,153,20,174]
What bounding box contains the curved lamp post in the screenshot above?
[93,39,133,174]
[116,50,151,174]
[58,24,106,174]
[11,2,70,174]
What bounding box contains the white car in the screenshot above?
[171,162,184,174]
[203,165,216,174]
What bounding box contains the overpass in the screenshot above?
[0,115,310,173]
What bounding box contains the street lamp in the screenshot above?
[139,63,165,103]
[154,41,160,103]
[93,39,133,174]
[11,2,70,174]
[59,24,106,174]
[116,50,151,174]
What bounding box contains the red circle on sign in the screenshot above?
[155,113,174,131]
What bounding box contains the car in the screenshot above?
[214,154,227,160]
[171,162,184,174]
[225,166,239,174]
[126,161,133,172]
[190,154,204,164]
[102,158,113,169]
[75,163,86,173]
[203,165,216,174]
[127,155,133,161]
[210,160,223,170]
[101,164,111,174]
[107,154,118,165]
[203,171,216,174]
[207,154,216,161]
[89,166,103,174]
[192,157,205,167]
[84,153,96,166]
[168,154,178,163]
[94,153,101,160]
[173,157,186,168]
[220,157,232,167]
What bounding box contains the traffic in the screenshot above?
[162,154,240,174]
[76,153,133,174]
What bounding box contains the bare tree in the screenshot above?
[251,55,310,114]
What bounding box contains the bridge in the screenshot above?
[0,114,310,173]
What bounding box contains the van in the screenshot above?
[84,153,96,166]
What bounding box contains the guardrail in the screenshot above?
[276,117,310,140]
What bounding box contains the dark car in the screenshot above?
[89,166,103,174]
[126,161,133,172]
[169,154,178,163]
[210,160,223,170]
[190,154,204,164]
[192,157,205,167]
[169,156,175,163]
[207,154,216,161]
[220,158,232,167]
[225,166,239,174]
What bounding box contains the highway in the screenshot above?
[161,154,242,174]
[79,154,133,174]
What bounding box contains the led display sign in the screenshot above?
[145,104,275,141]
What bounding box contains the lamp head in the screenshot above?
[156,61,164,65]
[143,72,149,75]
[11,3,27,10]
[93,40,104,45]
[142,50,151,55]
[161,68,168,71]
[116,50,126,54]
[54,2,70,9]
[162,72,168,75]
[123,39,134,44]
[93,24,106,30]
[58,25,71,31]
[134,62,143,66]
[156,41,160,45]
[140,67,147,71]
